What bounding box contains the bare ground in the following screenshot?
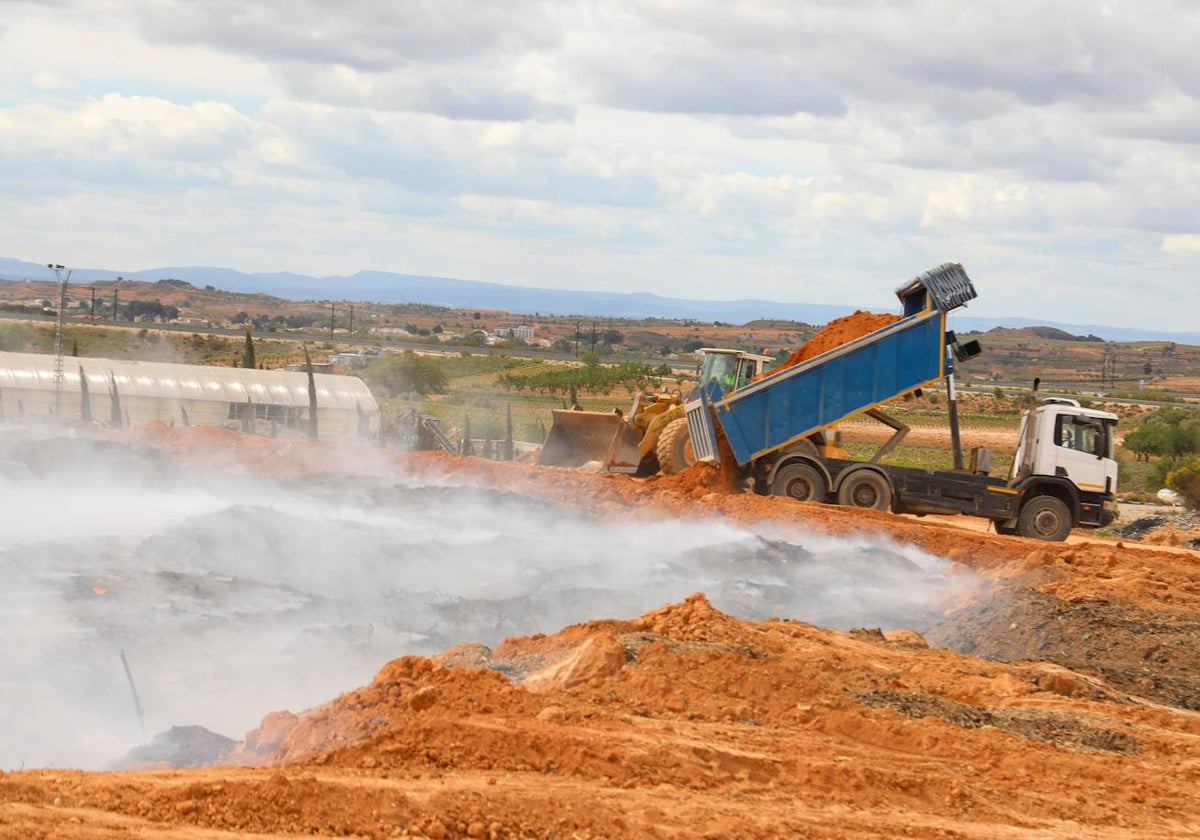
[4,425,1200,839]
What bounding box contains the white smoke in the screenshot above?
[0,423,967,769]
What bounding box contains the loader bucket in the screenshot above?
[536,409,643,473]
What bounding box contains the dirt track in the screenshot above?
[4,426,1200,839]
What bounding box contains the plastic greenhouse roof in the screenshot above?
[0,351,378,412]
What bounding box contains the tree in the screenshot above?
[1167,458,1200,510]
[242,330,256,369]
[1123,408,1200,461]
[362,351,449,396]
[1125,409,1200,493]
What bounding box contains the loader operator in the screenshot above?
[710,354,739,392]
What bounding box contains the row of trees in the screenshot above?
[123,299,180,323]
[1124,407,1200,508]
[497,356,673,396]
[231,312,321,330]
[357,351,674,400]
[1124,408,1200,461]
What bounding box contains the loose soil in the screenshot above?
[760,310,902,379]
[5,425,1200,839]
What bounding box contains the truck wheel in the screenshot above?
[771,463,827,502]
[836,469,892,511]
[656,417,693,475]
[1017,495,1072,541]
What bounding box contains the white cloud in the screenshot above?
[1162,234,1200,255]
[1,1,1199,329]
[0,94,256,192]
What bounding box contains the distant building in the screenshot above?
[329,352,369,369]
[496,325,534,341]
[285,361,334,374]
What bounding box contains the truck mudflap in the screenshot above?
[685,389,720,466]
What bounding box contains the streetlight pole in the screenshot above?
[47,263,72,416]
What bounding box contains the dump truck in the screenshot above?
[684,263,1119,541]
[536,348,776,475]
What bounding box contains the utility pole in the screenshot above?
[47,263,72,415]
[112,288,119,323]
[348,305,353,336]
[329,303,335,340]
[1101,348,1118,391]
[89,286,97,319]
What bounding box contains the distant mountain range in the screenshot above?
[3,257,1195,345]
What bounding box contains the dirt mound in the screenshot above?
[763,309,901,379]
[11,592,1200,838]
[113,726,237,770]
[8,425,1200,838]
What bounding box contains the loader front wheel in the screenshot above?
[772,462,827,503]
[656,417,694,475]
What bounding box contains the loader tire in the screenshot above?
[656,417,694,475]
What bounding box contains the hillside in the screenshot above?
[3,257,1198,344]
[2,277,1199,396]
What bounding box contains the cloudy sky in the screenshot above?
[1,1,1197,329]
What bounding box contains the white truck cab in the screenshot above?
[1011,398,1120,529]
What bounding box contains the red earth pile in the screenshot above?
[5,426,1200,838]
[760,309,902,380]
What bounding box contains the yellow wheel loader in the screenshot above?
[536,349,774,475]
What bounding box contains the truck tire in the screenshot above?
[836,469,892,511]
[1017,495,1072,541]
[772,462,827,502]
[656,417,694,475]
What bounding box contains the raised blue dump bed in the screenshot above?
[709,309,948,466]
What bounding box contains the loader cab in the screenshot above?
[1012,399,1119,496]
[696,349,774,394]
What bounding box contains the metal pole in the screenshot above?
[945,343,963,471]
[47,264,71,415]
[120,649,146,738]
